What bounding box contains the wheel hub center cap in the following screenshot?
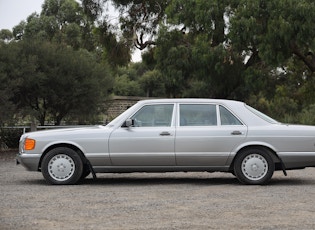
[57,164,66,171]
[251,164,258,171]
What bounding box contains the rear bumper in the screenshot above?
[16,152,41,171]
[279,152,315,169]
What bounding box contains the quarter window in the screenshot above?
[131,104,174,127]
[180,104,217,126]
[219,105,242,125]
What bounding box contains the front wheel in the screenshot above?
[41,147,83,185]
[233,148,275,185]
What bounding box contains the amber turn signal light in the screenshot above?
[24,138,36,150]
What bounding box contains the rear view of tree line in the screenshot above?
[1,0,315,126]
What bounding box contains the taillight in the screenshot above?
[24,138,36,150]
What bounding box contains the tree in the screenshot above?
[11,0,131,66]
[3,0,315,126]
[154,0,244,98]
[111,0,168,50]
[139,69,165,97]
[113,65,145,96]
[155,27,192,97]
[0,29,13,43]
[93,21,131,66]
[14,0,85,46]
[9,40,113,125]
[0,42,19,125]
[229,0,315,73]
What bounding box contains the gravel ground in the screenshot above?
[1,150,315,230]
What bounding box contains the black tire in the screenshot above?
[80,164,91,179]
[233,148,275,185]
[41,147,83,185]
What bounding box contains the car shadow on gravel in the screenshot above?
[81,176,315,186]
[19,175,240,186]
[81,176,240,186]
[18,175,315,186]
[268,178,315,186]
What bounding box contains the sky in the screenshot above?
[0,0,141,62]
[0,0,44,30]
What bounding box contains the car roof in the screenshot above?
[137,98,244,106]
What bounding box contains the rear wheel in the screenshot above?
[234,148,274,185]
[41,147,83,185]
[80,164,91,179]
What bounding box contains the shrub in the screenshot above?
[298,104,315,125]
[0,128,23,149]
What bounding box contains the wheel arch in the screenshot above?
[38,143,87,171]
[229,144,282,172]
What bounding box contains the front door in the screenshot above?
[109,104,176,166]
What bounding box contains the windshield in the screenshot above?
[245,104,279,124]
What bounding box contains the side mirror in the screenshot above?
[123,118,133,127]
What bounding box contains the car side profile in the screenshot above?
[17,99,315,185]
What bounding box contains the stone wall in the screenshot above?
[106,96,150,120]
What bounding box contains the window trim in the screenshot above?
[218,104,245,126]
[177,103,245,127]
[125,103,176,128]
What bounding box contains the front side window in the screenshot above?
[219,105,243,125]
[180,104,217,126]
[131,104,174,127]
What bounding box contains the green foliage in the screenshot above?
[166,0,236,46]
[0,128,23,149]
[111,0,168,38]
[0,42,20,125]
[155,26,244,98]
[114,74,143,96]
[0,29,13,43]
[12,0,131,65]
[113,65,142,96]
[0,39,112,125]
[230,0,315,71]
[298,105,315,125]
[155,27,192,97]
[113,63,166,97]
[139,69,165,97]
[1,0,315,126]
[94,21,131,66]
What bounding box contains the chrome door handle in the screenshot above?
[160,131,171,136]
[231,130,242,135]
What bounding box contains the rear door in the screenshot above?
[175,104,247,166]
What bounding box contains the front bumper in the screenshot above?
[16,152,41,171]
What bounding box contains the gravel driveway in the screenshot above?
[1,150,315,230]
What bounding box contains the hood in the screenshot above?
[21,125,111,140]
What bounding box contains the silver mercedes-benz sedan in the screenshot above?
[17,99,315,185]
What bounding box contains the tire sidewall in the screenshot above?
[41,147,83,185]
[234,148,275,185]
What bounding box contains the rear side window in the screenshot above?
[219,105,243,125]
[180,104,217,126]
